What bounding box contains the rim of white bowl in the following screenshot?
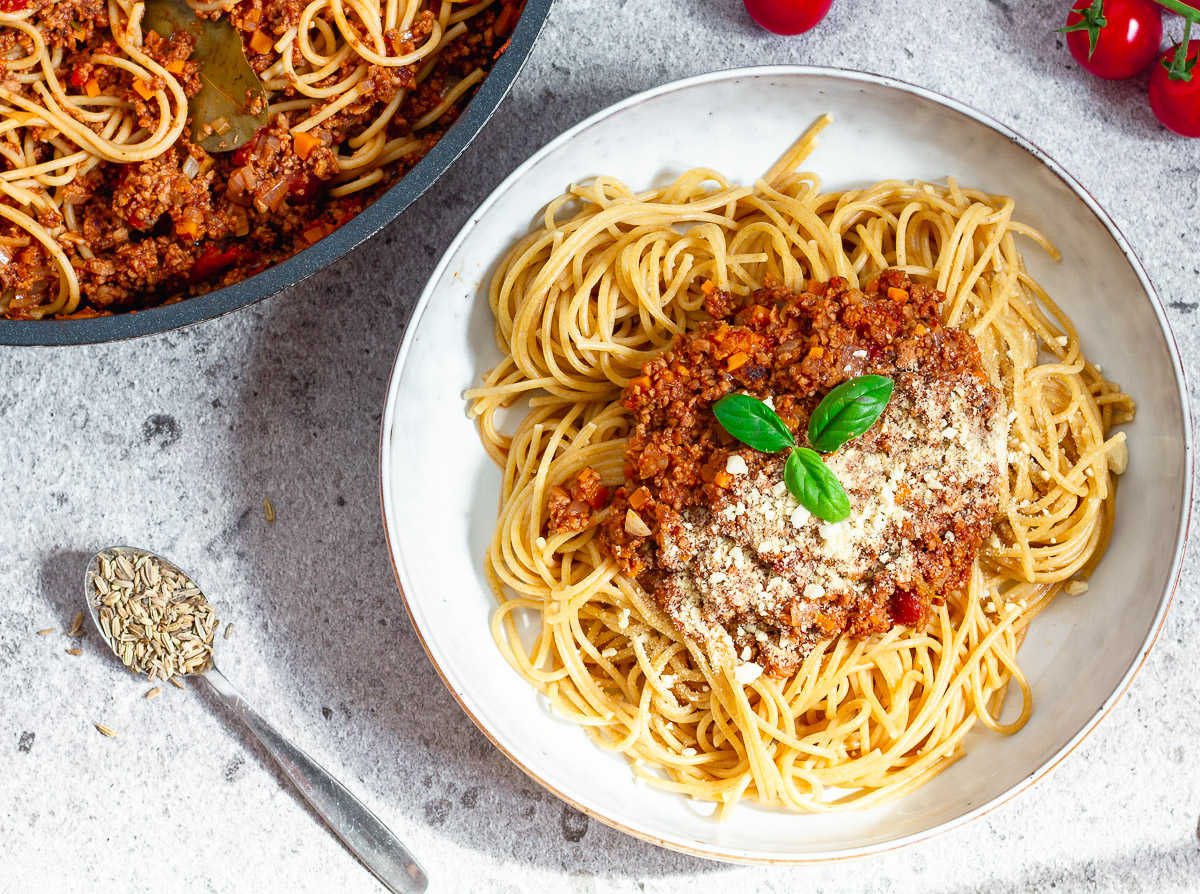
[379,64,1194,864]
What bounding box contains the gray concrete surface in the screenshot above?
[4,1,1200,891]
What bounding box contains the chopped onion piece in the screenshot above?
[625,509,652,537]
[232,209,250,237]
[260,178,289,212]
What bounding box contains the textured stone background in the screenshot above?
[3,1,1200,891]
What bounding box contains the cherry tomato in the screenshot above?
[1063,0,1162,80]
[1150,41,1200,137]
[743,0,833,35]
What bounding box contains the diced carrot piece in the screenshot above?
[628,374,651,392]
[293,130,321,160]
[165,59,185,75]
[726,352,749,372]
[249,29,273,54]
[84,78,101,98]
[713,471,732,489]
[303,223,334,244]
[887,286,908,302]
[628,486,652,510]
[806,345,824,359]
[132,79,155,99]
[494,2,515,35]
[700,279,716,296]
[176,220,200,239]
[246,7,262,22]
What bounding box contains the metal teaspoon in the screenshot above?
[84,545,428,893]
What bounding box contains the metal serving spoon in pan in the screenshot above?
[83,545,428,893]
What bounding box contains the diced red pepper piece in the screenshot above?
[231,126,269,167]
[890,590,924,628]
[287,170,320,204]
[186,246,256,285]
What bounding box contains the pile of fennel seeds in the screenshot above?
[89,549,218,682]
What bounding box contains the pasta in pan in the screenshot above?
[0,0,520,317]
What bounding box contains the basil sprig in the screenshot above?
[712,375,892,523]
[807,375,894,453]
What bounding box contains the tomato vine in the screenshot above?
[1061,0,1200,134]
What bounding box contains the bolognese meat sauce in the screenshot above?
[580,270,1007,676]
[0,1,519,317]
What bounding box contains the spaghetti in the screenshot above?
[0,0,519,318]
[467,117,1135,813]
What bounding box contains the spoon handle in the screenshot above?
[202,666,428,893]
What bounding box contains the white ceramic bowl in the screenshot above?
[380,66,1191,862]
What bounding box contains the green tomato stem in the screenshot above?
[1170,15,1195,80]
[1149,0,1200,21]
[1144,0,1199,81]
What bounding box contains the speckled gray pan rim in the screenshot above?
[0,0,554,348]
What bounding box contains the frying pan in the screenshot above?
[0,0,554,346]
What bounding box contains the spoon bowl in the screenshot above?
[84,546,218,679]
[84,546,428,893]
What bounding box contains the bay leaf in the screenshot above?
[143,0,268,153]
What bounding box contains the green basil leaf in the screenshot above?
[785,448,850,523]
[713,393,794,454]
[143,0,269,153]
[807,375,894,453]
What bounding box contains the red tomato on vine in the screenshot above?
[743,0,834,35]
[1061,0,1163,79]
[1150,41,1200,136]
